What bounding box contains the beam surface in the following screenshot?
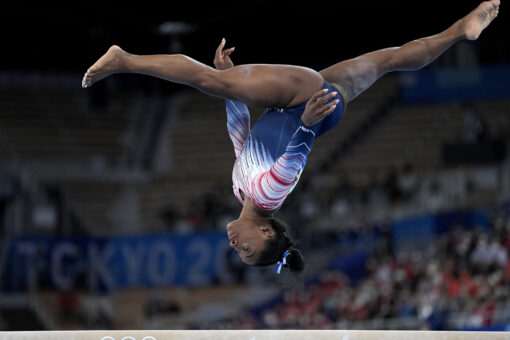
[0,330,510,340]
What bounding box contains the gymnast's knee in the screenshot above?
[195,70,232,97]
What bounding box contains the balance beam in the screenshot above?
[0,330,509,340]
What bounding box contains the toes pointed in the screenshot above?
[82,72,92,88]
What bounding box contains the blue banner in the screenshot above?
[391,210,490,254]
[0,233,233,292]
[400,64,510,103]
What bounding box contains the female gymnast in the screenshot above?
[82,1,500,276]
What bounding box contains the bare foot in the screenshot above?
[461,0,500,41]
[82,45,128,88]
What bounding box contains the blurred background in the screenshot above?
[1,0,510,332]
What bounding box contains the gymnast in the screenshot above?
[82,1,500,275]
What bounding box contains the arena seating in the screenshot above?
[0,85,136,164]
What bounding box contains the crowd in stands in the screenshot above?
[199,201,510,330]
[56,292,113,330]
[159,159,499,240]
[45,198,509,331]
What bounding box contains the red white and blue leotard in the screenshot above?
[227,81,344,211]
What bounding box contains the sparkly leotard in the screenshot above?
[227,81,344,211]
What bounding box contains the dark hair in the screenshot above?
[254,217,305,273]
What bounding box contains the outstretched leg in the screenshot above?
[320,0,500,104]
[81,46,324,108]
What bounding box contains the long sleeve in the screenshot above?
[252,123,316,210]
[226,100,250,158]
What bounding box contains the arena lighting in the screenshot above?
[158,22,195,35]
[0,330,509,340]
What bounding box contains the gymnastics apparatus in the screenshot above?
[1,330,509,340]
[3,2,503,339]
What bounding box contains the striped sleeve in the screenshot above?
[253,123,315,210]
[226,100,250,158]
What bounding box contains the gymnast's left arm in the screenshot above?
[214,38,235,71]
[214,39,251,157]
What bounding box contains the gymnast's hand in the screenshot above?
[301,89,340,127]
[214,38,235,70]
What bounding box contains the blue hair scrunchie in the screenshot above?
[275,250,290,274]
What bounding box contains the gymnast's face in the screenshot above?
[227,218,275,265]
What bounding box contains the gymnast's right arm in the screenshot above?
[251,124,316,210]
[250,89,338,210]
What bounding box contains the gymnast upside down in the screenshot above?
[82,1,500,275]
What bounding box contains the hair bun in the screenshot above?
[286,248,305,273]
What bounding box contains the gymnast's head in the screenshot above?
[227,216,305,274]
